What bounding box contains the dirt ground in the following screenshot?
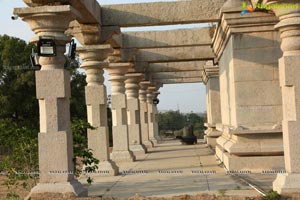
[0,176,33,199]
[20,193,300,200]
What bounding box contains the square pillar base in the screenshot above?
[26,180,87,200]
[142,140,154,149]
[273,173,300,194]
[216,145,285,172]
[150,137,159,145]
[205,128,222,148]
[130,144,147,155]
[110,150,136,162]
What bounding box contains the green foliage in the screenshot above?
[157,111,206,137]
[264,190,281,200]
[157,110,185,133]
[218,189,227,196]
[0,35,38,129]
[0,119,38,199]
[65,57,87,120]
[71,119,99,184]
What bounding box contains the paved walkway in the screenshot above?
[81,139,276,198]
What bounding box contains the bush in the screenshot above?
[264,190,281,200]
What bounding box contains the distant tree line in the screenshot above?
[156,110,207,138]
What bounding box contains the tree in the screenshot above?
[157,110,206,136]
[157,110,185,133]
[0,35,38,129]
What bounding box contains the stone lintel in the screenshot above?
[153,77,202,84]
[147,61,206,73]
[122,27,213,48]
[150,71,202,79]
[101,0,226,27]
[22,0,101,24]
[136,46,215,63]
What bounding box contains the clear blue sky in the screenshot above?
[0,0,206,113]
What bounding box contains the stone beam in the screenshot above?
[101,0,226,27]
[22,0,101,24]
[134,46,215,63]
[153,77,203,84]
[150,71,202,79]
[122,27,213,48]
[147,61,206,72]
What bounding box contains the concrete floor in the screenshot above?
[80,139,276,198]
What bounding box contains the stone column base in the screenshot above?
[206,137,218,148]
[130,144,147,155]
[150,137,159,145]
[26,180,87,200]
[273,173,300,194]
[216,145,285,172]
[110,150,136,162]
[205,128,221,148]
[142,140,154,149]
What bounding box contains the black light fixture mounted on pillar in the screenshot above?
[30,48,41,70]
[37,36,56,57]
[68,39,77,60]
[153,98,160,105]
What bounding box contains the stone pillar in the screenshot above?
[147,86,158,145]
[14,5,87,197]
[212,0,284,172]
[153,91,161,142]
[139,81,153,149]
[125,73,147,155]
[77,45,119,176]
[202,62,222,148]
[271,2,300,194]
[106,63,135,162]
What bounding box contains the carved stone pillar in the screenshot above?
[202,62,222,148]
[153,91,161,142]
[139,81,153,149]
[270,1,300,194]
[125,73,147,155]
[147,86,158,145]
[77,45,119,176]
[14,5,87,197]
[106,63,135,162]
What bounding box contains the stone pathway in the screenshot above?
[81,139,275,198]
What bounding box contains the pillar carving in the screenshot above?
[125,73,147,154]
[269,1,300,194]
[202,62,222,148]
[14,5,87,197]
[139,81,153,149]
[147,86,158,145]
[106,62,136,162]
[77,45,119,176]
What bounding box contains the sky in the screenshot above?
[0,0,206,113]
